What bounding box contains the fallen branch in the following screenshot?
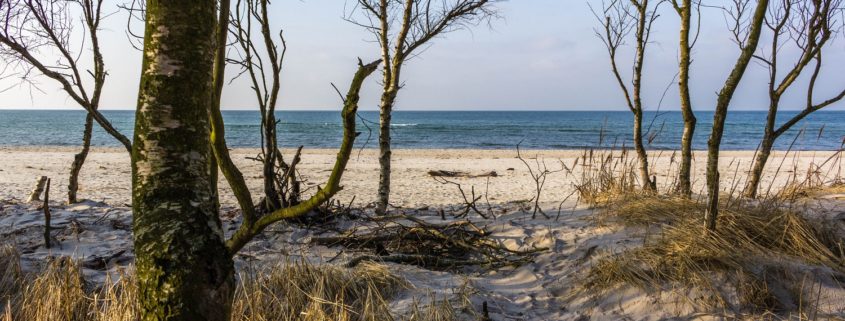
[427,170,498,178]
[432,176,492,219]
[313,215,546,271]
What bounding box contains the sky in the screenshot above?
[1,1,844,111]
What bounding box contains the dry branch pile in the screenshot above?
[312,215,547,271]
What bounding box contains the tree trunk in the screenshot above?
[376,90,397,215]
[744,136,774,198]
[677,0,695,197]
[705,0,769,232]
[633,110,654,191]
[704,171,719,231]
[744,104,778,199]
[262,114,281,211]
[132,1,234,320]
[68,113,94,204]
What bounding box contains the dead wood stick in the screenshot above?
[427,170,498,178]
[43,178,51,249]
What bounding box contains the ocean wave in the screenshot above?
[391,123,419,127]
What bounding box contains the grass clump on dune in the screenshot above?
[579,195,845,317]
[233,260,408,321]
[0,250,463,321]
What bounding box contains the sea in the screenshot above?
[0,110,843,150]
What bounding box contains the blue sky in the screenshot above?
[1,0,844,111]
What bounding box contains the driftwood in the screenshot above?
[313,215,546,271]
[427,170,498,178]
[26,176,48,203]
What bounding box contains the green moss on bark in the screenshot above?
[131,1,233,320]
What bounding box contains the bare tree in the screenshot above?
[704,0,770,232]
[0,0,131,203]
[591,0,663,192]
[348,0,498,215]
[228,0,302,212]
[670,0,701,197]
[742,0,845,198]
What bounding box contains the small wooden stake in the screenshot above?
[43,178,51,249]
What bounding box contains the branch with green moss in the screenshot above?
[226,59,381,255]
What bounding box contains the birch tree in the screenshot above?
[133,0,380,317]
[0,0,131,203]
[704,0,770,231]
[592,0,663,192]
[742,0,844,198]
[132,1,232,318]
[670,0,700,197]
[349,0,498,214]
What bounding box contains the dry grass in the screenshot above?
[233,260,408,321]
[579,195,845,317]
[0,254,138,321]
[0,253,462,321]
[573,149,640,206]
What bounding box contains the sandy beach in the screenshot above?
[1,146,840,208]
[1,146,844,320]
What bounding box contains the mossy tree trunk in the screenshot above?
[704,0,769,231]
[673,0,695,197]
[68,114,94,204]
[132,1,233,319]
[376,86,399,215]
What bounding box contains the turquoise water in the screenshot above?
[0,110,842,150]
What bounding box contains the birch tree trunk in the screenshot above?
[376,89,398,215]
[704,0,769,231]
[633,110,654,190]
[132,1,233,319]
[676,0,695,197]
[68,113,94,203]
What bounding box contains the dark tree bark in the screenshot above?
[68,114,94,203]
[132,1,234,319]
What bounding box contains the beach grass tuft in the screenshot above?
[576,193,845,318]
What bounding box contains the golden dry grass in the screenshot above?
[578,195,845,318]
[0,252,460,321]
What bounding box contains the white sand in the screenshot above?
[1,146,844,320]
[1,147,840,208]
